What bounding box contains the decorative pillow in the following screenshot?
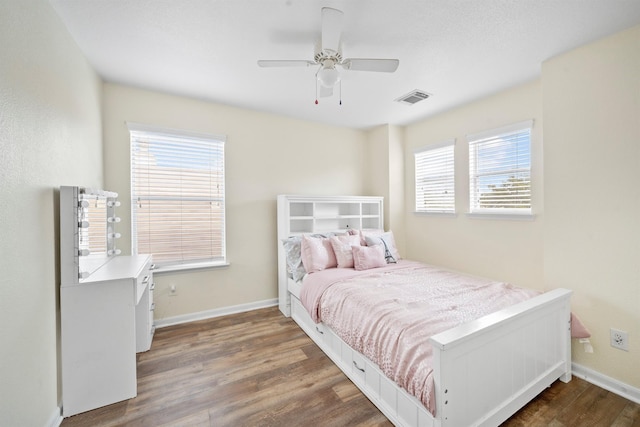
[329,234,361,268]
[358,228,384,246]
[571,313,591,339]
[352,244,387,271]
[300,234,337,273]
[281,236,306,281]
[363,230,401,262]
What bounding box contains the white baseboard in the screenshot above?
[46,406,63,427]
[155,298,278,328]
[572,362,640,404]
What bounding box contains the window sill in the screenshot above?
[152,261,231,275]
[466,212,536,221]
[413,211,457,218]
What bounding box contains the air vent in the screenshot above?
[395,90,431,105]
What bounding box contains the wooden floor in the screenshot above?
[61,306,640,427]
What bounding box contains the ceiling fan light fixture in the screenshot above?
[317,66,340,87]
[259,7,399,99]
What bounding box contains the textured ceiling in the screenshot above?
[49,0,640,129]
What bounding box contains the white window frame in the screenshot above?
[467,120,533,218]
[128,123,227,272]
[414,139,456,214]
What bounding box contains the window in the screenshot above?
[129,123,226,271]
[468,120,532,215]
[414,140,455,213]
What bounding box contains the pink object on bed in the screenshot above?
[300,260,587,416]
[300,234,337,273]
[329,235,361,268]
[352,244,387,270]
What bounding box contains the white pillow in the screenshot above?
[363,230,400,262]
[281,236,306,281]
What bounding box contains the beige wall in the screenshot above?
[0,1,104,425]
[403,80,545,290]
[387,125,406,255]
[364,126,390,222]
[364,124,406,255]
[102,83,367,320]
[542,26,640,387]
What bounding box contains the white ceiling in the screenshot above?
[49,0,640,130]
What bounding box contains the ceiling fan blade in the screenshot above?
[321,7,343,53]
[257,60,315,68]
[318,85,333,98]
[342,58,399,73]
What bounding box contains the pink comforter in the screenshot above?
[300,260,542,416]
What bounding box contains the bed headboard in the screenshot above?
[276,195,384,316]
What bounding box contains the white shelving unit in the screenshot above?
[276,195,383,316]
[286,198,382,235]
[59,186,155,417]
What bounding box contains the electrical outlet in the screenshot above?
[169,284,177,296]
[610,328,628,351]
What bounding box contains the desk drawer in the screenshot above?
[134,262,152,304]
[135,260,154,353]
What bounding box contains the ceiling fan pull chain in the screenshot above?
[315,71,319,104]
[339,81,342,105]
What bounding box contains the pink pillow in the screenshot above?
[300,235,337,273]
[352,244,387,271]
[571,313,591,339]
[329,235,361,268]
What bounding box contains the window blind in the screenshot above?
[414,141,455,213]
[129,124,226,268]
[468,120,532,214]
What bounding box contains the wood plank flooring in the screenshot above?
[61,306,640,427]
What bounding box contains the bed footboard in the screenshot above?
[430,288,572,427]
[291,288,572,427]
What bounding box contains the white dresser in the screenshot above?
[59,186,155,417]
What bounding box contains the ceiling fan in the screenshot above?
[257,7,399,102]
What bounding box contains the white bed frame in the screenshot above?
[277,195,573,427]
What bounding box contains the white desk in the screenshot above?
[60,254,154,417]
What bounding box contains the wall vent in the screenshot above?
[395,90,431,105]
